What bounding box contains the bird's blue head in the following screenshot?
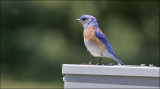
[77,15,99,29]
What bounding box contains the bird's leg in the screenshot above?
[88,57,95,64]
[97,57,102,65]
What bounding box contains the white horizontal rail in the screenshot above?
[62,64,160,77]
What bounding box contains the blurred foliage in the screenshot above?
[1,1,159,88]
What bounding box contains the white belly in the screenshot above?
[84,39,112,57]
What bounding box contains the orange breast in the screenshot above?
[84,27,106,54]
[84,27,104,41]
[84,27,95,41]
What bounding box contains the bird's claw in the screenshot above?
[88,62,92,65]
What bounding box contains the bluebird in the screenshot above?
[76,15,125,65]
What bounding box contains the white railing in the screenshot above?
[62,64,160,88]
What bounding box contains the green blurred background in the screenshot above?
[1,1,159,88]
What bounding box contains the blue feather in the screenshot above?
[94,29,125,65]
[94,29,114,54]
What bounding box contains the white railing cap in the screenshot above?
[62,64,160,77]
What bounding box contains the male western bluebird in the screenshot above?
[76,15,125,65]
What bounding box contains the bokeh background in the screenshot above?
[1,1,159,88]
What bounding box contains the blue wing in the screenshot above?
[94,29,125,65]
[94,29,115,54]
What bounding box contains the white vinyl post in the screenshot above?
[62,64,160,88]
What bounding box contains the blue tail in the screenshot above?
[112,54,125,65]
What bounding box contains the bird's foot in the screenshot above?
[88,62,92,65]
[88,57,95,65]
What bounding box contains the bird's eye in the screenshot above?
[82,18,87,21]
